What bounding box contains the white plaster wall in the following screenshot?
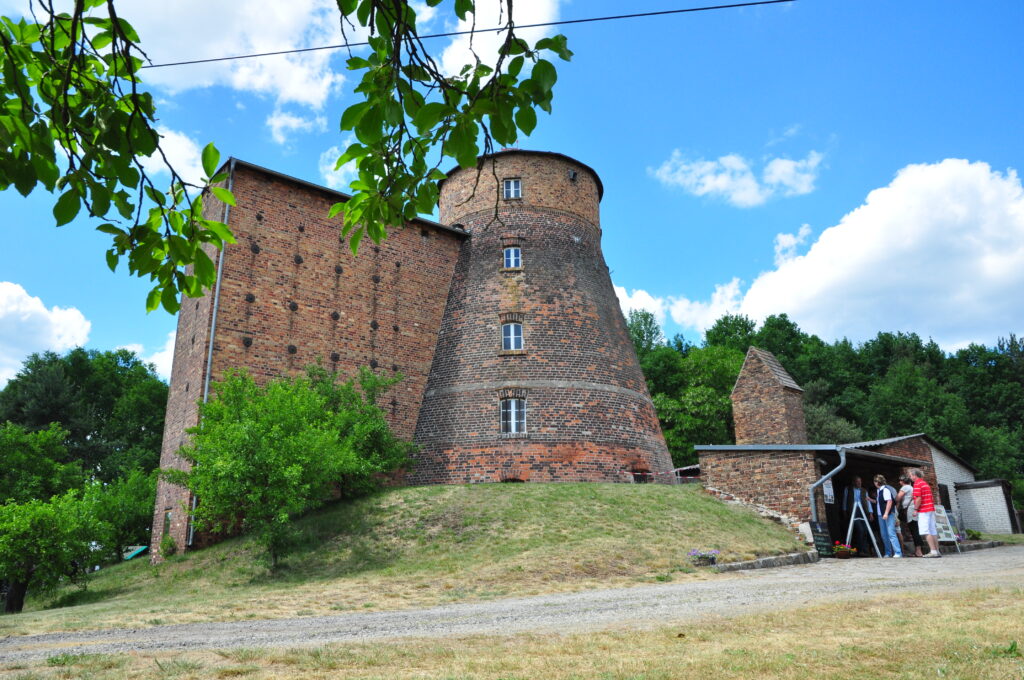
[958,485,1014,534]
[929,444,975,522]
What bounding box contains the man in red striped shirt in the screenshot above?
[911,468,941,557]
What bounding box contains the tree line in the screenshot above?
[627,311,1024,505]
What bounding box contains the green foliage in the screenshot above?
[332,0,572,250]
[0,3,235,312]
[0,347,167,479]
[164,367,414,567]
[0,491,105,613]
[0,422,82,505]
[159,532,177,558]
[83,469,157,558]
[703,313,756,353]
[627,309,665,361]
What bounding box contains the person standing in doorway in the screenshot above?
[911,468,941,558]
[842,476,876,557]
[897,474,924,557]
[873,475,903,558]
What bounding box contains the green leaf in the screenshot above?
[202,220,235,244]
[412,102,451,134]
[53,190,81,226]
[201,143,220,179]
[454,0,473,20]
[532,59,557,94]
[105,249,119,272]
[193,247,215,285]
[160,285,180,314]
[211,187,235,206]
[145,286,162,312]
[340,102,371,131]
[328,202,346,219]
[96,223,126,236]
[515,106,537,135]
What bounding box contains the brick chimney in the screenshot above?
[731,347,808,445]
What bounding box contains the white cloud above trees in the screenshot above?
[439,0,561,76]
[626,159,1024,349]
[0,283,90,386]
[651,150,823,207]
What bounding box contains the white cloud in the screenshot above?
[773,224,813,266]
[267,110,326,145]
[318,143,357,191]
[614,285,667,326]
[116,343,145,355]
[146,331,176,381]
[651,150,824,207]
[141,127,205,186]
[0,282,91,386]
[669,159,1024,349]
[440,0,561,76]
[118,0,345,110]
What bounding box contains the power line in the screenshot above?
[141,0,794,70]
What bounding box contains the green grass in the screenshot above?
[3,483,805,635]
[982,532,1024,545]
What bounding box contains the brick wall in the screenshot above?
[151,161,464,560]
[871,438,939,491]
[731,348,807,445]
[412,151,672,483]
[957,484,1015,534]
[700,448,819,521]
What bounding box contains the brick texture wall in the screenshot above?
[870,438,939,491]
[957,484,1016,534]
[412,151,672,483]
[731,348,808,445]
[700,448,819,521]
[151,161,464,561]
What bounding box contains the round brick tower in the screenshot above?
[410,150,672,483]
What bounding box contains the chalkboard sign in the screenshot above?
[811,521,833,557]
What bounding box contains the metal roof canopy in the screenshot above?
[694,444,932,468]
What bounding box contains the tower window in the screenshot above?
[502,322,523,351]
[500,398,527,433]
[503,246,522,269]
[503,178,522,199]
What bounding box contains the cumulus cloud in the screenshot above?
[267,110,326,145]
[140,127,205,186]
[668,159,1024,349]
[318,143,358,191]
[440,0,561,76]
[0,283,91,386]
[614,285,667,326]
[651,150,824,207]
[146,331,176,381]
[115,0,345,110]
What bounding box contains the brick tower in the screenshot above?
[731,346,808,445]
[411,150,673,483]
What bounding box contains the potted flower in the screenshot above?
[832,541,857,559]
[688,548,720,567]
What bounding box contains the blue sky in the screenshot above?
[1,0,1023,384]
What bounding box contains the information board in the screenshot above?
[934,505,958,544]
[810,521,833,557]
[823,479,835,504]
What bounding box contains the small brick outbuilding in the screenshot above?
[696,346,1020,538]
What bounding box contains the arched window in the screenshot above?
[503,246,522,269]
[502,322,523,351]
[500,397,526,433]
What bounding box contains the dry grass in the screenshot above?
[1,484,803,636]
[3,587,1022,679]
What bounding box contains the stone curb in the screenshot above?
[938,539,1003,554]
[713,550,820,573]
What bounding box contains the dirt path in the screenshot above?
[2,545,1022,663]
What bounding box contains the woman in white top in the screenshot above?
[896,474,924,557]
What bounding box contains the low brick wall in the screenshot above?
[700,448,819,521]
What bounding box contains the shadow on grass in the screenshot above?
[45,584,127,610]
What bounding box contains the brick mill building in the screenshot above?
[697,347,1021,542]
[151,150,673,556]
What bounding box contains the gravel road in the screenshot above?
[2,545,1022,663]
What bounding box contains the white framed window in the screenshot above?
[503,178,522,199]
[502,322,523,351]
[503,246,522,269]
[500,398,526,433]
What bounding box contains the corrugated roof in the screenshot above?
[748,347,803,391]
[841,433,979,474]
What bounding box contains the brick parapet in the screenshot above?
[699,448,819,521]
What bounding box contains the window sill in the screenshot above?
[500,267,523,273]
[499,350,527,356]
[499,432,530,439]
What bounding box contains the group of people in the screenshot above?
[841,468,942,558]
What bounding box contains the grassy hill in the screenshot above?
[4,483,806,635]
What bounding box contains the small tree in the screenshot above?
[83,469,157,559]
[164,367,413,568]
[0,491,104,614]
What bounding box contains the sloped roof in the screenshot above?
[745,347,803,391]
[842,433,979,474]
